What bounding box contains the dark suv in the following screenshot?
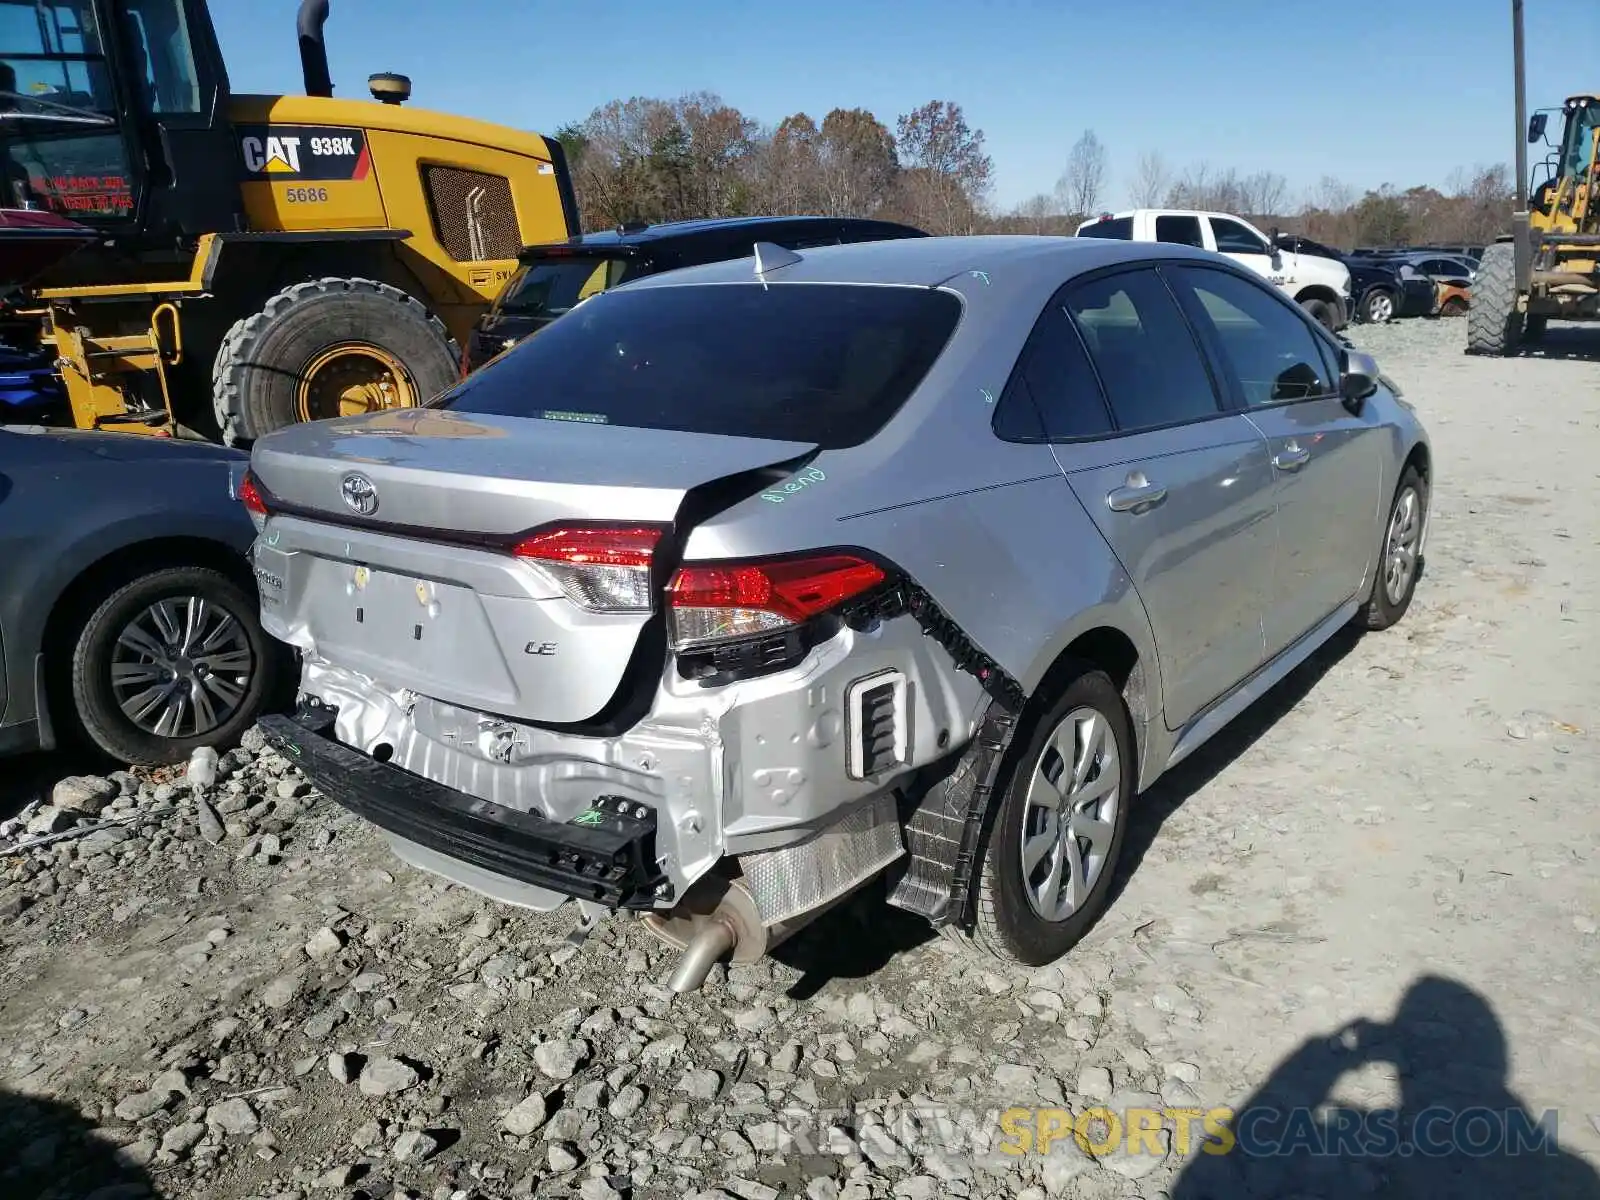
[460,215,929,374]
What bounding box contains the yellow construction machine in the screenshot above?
[1468,0,1600,354]
[0,0,577,442]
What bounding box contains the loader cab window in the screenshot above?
[1561,102,1598,179]
[0,0,134,219]
[119,0,201,114]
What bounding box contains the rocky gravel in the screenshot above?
[2,317,1598,1200]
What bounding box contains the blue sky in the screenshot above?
[213,0,1599,211]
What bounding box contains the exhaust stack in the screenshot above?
[297,0,333,98]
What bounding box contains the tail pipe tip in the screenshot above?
[665,917,738,994]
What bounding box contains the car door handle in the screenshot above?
[1273,443,1311,472]
[1106,475,1167,513]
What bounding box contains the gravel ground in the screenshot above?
[2,316,1597,1200]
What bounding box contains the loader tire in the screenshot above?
[1465,242,1521,356]
[212,277,460,446]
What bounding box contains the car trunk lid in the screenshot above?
[248,408,815,724]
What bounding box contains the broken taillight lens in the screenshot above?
[238,471,270,531]
[666,554,886,650]
[513,524,666,613]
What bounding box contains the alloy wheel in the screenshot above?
[1383,487,1422,606]
[1019,707,1121,922]
[110,595,255,738]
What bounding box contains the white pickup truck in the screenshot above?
[1076,208,1353,332]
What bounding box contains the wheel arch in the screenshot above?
[1019,620,1159,791]
[1294,282,1344,306]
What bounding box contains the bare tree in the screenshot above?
[1058,129,1107,217]
[1016,193,1055,234]
[1242,170,1289,219]
[893,101,993,233]
[1129,150,1169,207]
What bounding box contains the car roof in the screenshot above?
[529,214,918,252]
[615,233,1222,291]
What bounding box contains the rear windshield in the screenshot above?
[435,282,962,449]
[1077,217,1132,240]
[493,255,635,321]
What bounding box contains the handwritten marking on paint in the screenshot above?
[980,387,995,405]
[760,466,826,504]
[969,270,990,286]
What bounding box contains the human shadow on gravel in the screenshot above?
[1106,623,1363,912]
[1169,975,1600,1200]
[0,1087,165,1199]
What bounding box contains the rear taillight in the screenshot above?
[236,470,268,518]
[513,524,665,613]
[666,554,886,650]
[238,471,269,529]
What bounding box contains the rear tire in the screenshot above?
[949,667,1133,966]
[1466,243,1521,355]
[68,566,279,766]
[213,277,460,446]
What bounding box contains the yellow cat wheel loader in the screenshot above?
[0,0,577,442]
[1468,0,1600,355]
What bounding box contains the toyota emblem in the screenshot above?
[340,473,379,516]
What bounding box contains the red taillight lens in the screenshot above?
[513,524,665,613]
[666,555,886,650]
[238,471,269,518]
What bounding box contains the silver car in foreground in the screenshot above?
[243,236,1431,990]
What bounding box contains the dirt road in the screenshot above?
[2,317,1596,1200]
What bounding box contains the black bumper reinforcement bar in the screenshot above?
[258,703,669,909]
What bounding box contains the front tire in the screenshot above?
[213,277,460,446]
[1359,465,1428,631]
[1361,288,1397,324]
[1301,297,1337,332]
[68,566,279,766]
[1466,242,1521,355]
[955,668,1134,965]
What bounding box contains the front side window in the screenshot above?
[1077,216,1131,240]
[1174,266,1334,407]
[438,282,963,450]
[1209,217,1269,255]
[1154,214,1204,247]
[1064,268,1221,432]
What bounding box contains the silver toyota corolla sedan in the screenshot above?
[243,235,1431,990]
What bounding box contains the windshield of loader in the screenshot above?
[1560,102,1599,181]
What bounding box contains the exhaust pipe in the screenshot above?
[297,0,333,98]
[642,874,859,994]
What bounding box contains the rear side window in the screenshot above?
[1173,266,1335,406]
[1064,268,1221,432]
[1077,217,1132,240]
[1154,215,1204,247]
[493,256,633,321]
[994,305,1113,441]
[437,283,962,449]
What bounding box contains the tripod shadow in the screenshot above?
[1171,975,1600,1200]
[0,1086,164,1198]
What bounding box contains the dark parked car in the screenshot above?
[1274,236,1435,324]
[460,215,929,374]
[0,428,286,765]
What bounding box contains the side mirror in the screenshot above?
[1340,349,1380,413]
[1528,113,1548,143]
[1269,248,1283,270]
